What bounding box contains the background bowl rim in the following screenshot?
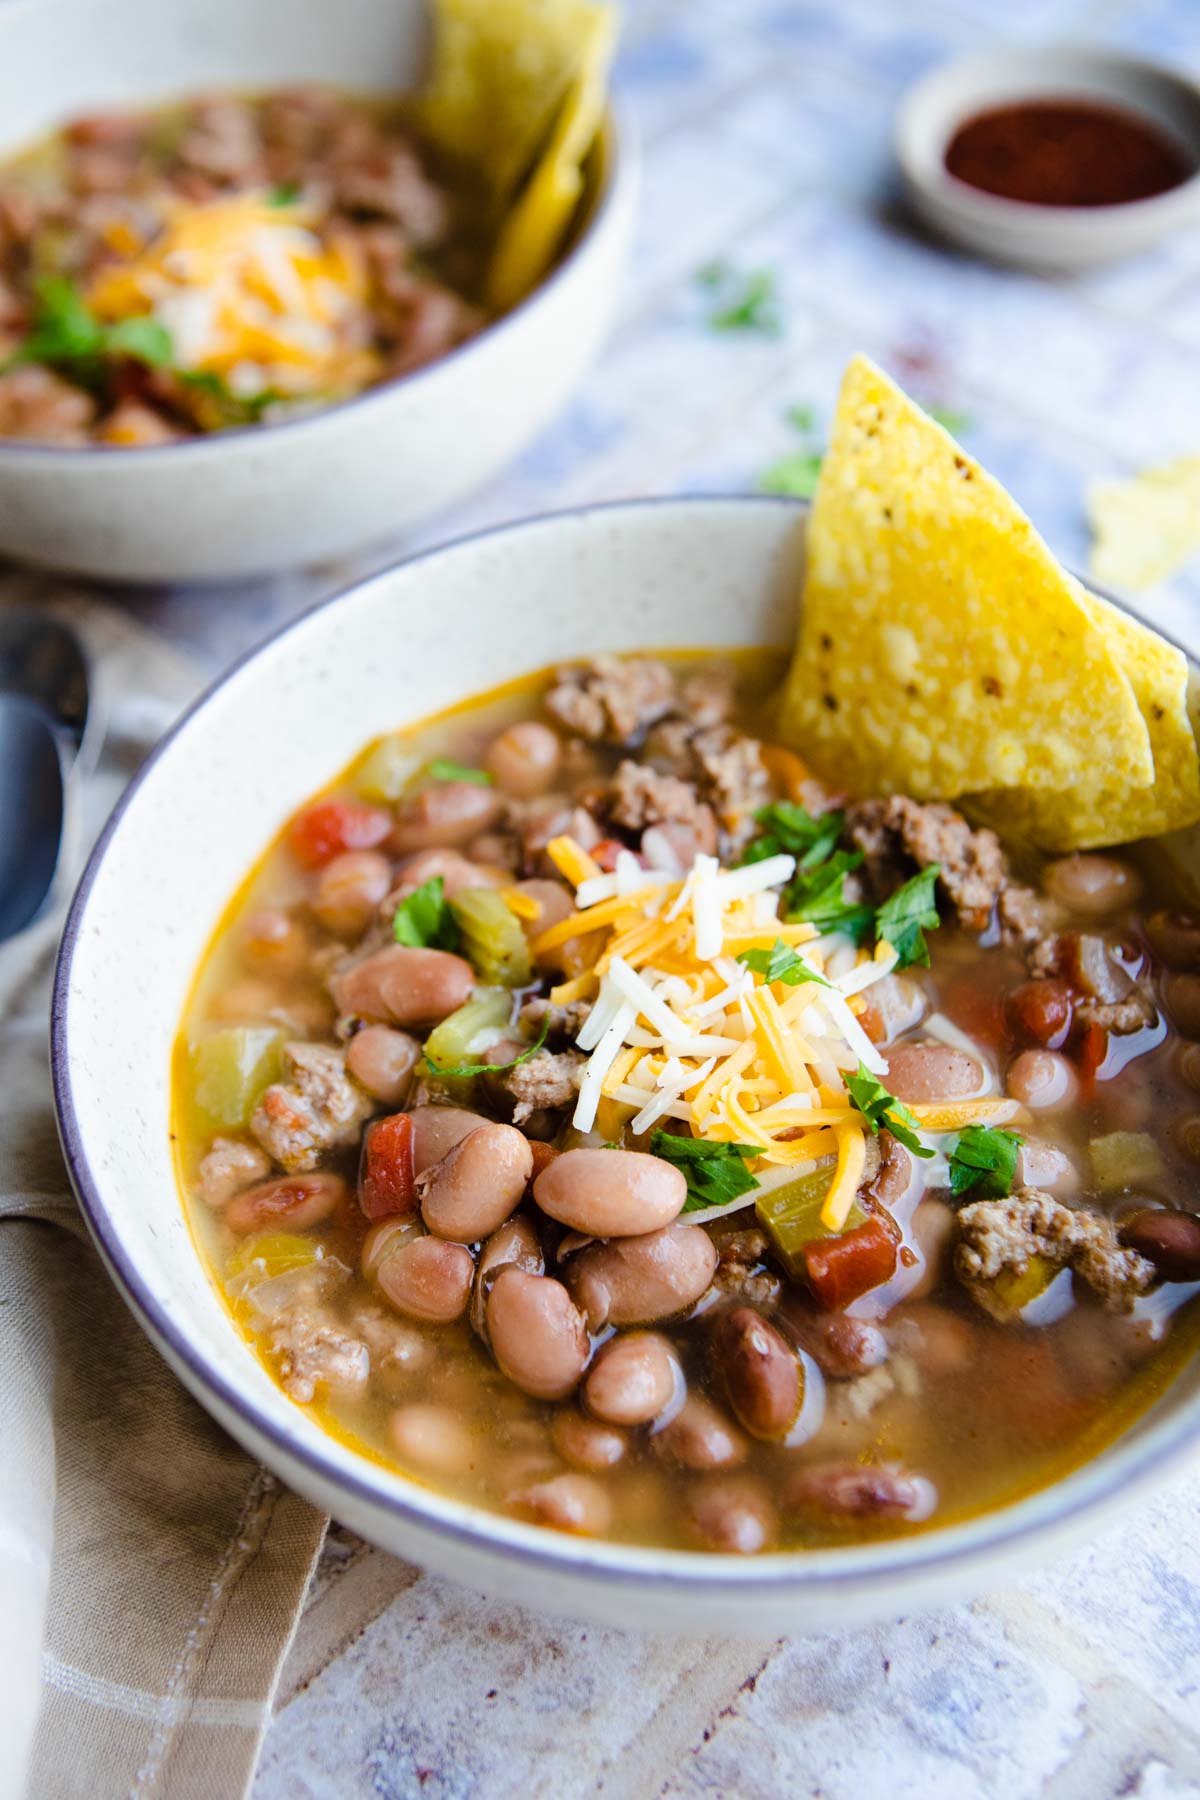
[50,492,1200,1594]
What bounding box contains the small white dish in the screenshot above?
[0,0,636,583]
[896,48,1200,273]
[52,496,1200,1632]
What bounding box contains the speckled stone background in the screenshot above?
[30,0,1200,1792]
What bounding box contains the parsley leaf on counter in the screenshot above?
[426,758,492,786]
[736,939,834,989]
[876,864,941,969]
[760,448,824,498]
[422,1016,549,1080]
[845,1063,935,1159]
[926,404,973,438]
[695,261,782,336]
[786,849,874,943]
[649,1131,761,1211]
[393,876,461,951]
[949,1124,1022,1198]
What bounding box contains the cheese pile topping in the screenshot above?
[540,836,1017,1231]
[88,193,380,399]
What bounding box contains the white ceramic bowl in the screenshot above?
[896,48,1200,273]
[52,498,1200,1632]
[0,0,635,583]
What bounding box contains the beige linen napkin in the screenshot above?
[0,592,327,1800]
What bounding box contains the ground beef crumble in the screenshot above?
[268,1307,370,1404]
[609,760,717,838]
[847,796,1008,931]
[251,1041,375,1172]
[956,1188,1155,1315]
[519,997,593,1045]
[544,656,677,748]
[494,1049,585,1124]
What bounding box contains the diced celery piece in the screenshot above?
[190,1026,285,1127]
[226,1232,316,1284]
[756,1166,866,1280]
[451,886,532,987]
[987,1253,1058,1320]
[1090,1131,1164,1191]
[356,733,419,802]
[423,987,512,1072]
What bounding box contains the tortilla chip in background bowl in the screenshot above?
[778,354,1154,802]
[971,587,1200,850]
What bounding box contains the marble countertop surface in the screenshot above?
[37,0,1200,1791]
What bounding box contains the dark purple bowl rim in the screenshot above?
[49,493,1200,1593]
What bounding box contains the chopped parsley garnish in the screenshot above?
[426,758,492,786]
[3,275,173,384]
[392,876,460,951]
[876,864,941,969]
[422,1015,549,1080]
[649,1130,761,1212]
[845,1063,934,1159]
[740,801,844,872]
[948,1124,1022,1199]
[267,181,302,206]
[695,260,782,336]
[736,939,833,989]
[786,850,874,943]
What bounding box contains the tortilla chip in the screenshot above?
[420,0,613,204]
[972,588,1200,849]
[485,7,615,311]
[779,355,1153,800]
[1088,456,1200,593]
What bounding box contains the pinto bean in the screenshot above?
[583,1332,682,1426]
[685,1475,776,1554]
[392,781,502,853]
[471,1214,544,1337]
[225,1171,347,1235]
[377,1236,473,1323]
[784,1461,936,1522]
[389,848,503,904]
[346,1025,420,1105]
[1119,1207,1200,1283]
[716,1308,802,1442]
[566,1225,718,1328]
[484,721,563,798]
[1007,1048,1076,1109]
[534,1147,685,1237]
[361,1214,425,1280]
[409,1104,489,1174]
[1044,853,1140,917]
[330,944,474,1026]
[418,1123,534,1242]
[779,1295,888,1378]
[511,1472,612,1536]
[486,1268,589,1400]
[312,850,392,938]
[1165,973,1200,1039]
[653,1395,747,1470]
[1015,1140,1080,1196]
[890,1303,974,1378]
[241,907,310,974]
[1146,911,1200,973]
[551,1410,628,1471]
[904,1198,957,1302]
[389,1404,476,1476]
[883,1042,983,1104]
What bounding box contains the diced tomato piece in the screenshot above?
[527,1140,559,1186]
[590,838,628,873]
[289,798,391,868]
[359,1113,417,1220]
[803,1218,897,1310]
[1077,1022,1108,1095]
[1006,978,1073,1048]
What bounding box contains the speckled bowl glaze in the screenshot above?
[896,48,1200,273]
[52,498,1200,1632]
[0,0,635,583]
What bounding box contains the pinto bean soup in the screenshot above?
[173,653,1200,1552]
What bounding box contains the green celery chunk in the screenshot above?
[1090,1131,1164,1191]
[190,1026,284,1127]
[755,1166,867,1280]
[356,733,418,802]
[986,1253,1058,1320]
[423,987,512,1072]
[451,886,532,987]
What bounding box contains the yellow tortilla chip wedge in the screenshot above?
[420,0,613,205]
[973,588,1200,849]
[779,355,1153,799]
[1088,456,1200,593]
[485,7,615,311]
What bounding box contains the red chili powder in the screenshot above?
[944,99,1193,208]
